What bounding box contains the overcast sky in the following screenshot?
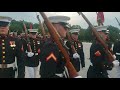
[0,12,120,29]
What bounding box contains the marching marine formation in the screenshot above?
[0,12,119,78]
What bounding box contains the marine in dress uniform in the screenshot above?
[66,29,85,73]
[87,26,115,78]
[0,16,25,78]
[39,16,73,78]
[24,29,41,78]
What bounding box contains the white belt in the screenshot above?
[0,62,15,68]
[116,53,120,55]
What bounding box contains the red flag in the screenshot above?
[97,12,104,24]
[30,23,33,29]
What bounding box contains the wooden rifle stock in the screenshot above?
[36,14,46,40]
[78,12,114,63]
[22,20,32,52]
[39,12,78,78]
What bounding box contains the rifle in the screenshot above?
[115,17,120,26]
[78,12,114,64]
[36,13,46,40]
[22,20,32,52]
[39,12,78,78]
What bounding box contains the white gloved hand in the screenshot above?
[27,52,34,57]
[73,53,80,59]
[74,76,82,78]
[113,55,116,60]
[112,60,119,67]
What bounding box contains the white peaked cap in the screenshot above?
[28,29,38,33]
[69,29,80,34]
[48,16,70,23]
[0,16,12,22]
[94,26,108,32]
